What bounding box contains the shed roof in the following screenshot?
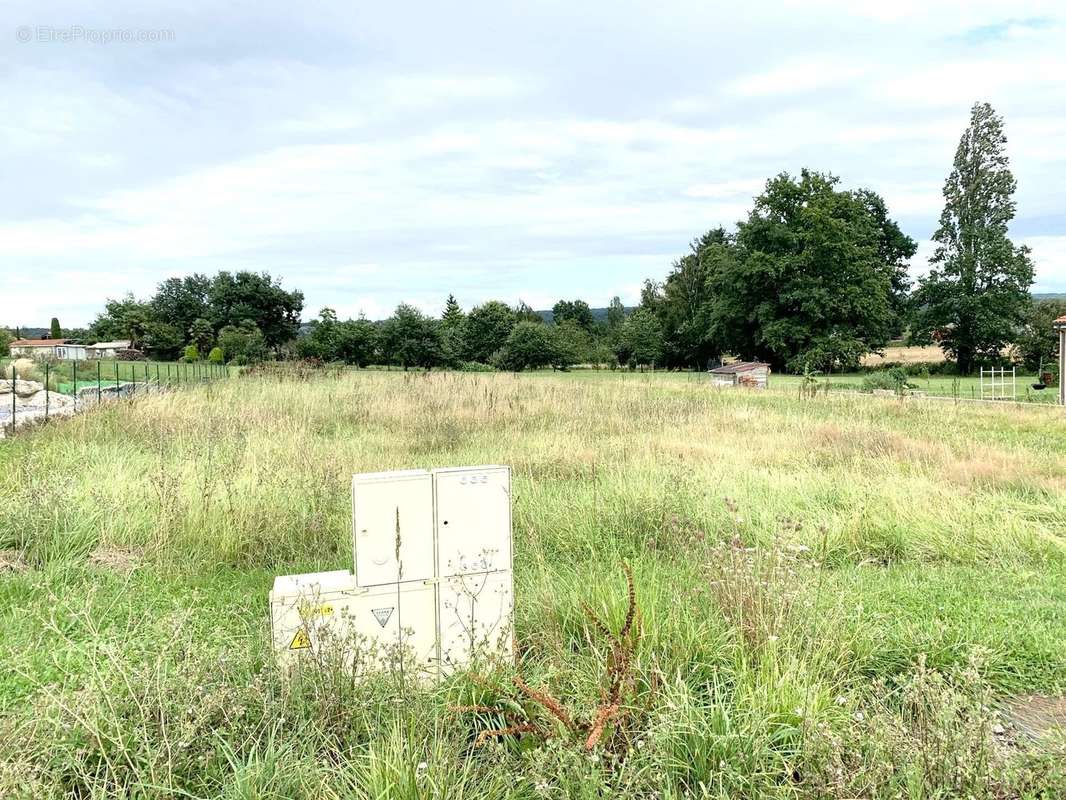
[709,361,770,374]
[86,340,132,349]
[10,338,67,347]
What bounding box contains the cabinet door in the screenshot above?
[438,570,513,673]
[349,581,439,678]
[433,466,511,576]
[353,470,435,586]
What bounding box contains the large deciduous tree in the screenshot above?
[713,170,906,372]
[151,274,211,342]
[911,103,1034,374]
[207,271,304,352]
[380,304,440,369]
[463,301,515,363]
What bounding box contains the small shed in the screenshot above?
[8,339,88,360]
[709,361,771,388]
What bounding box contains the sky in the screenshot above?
[2,1,1065,327]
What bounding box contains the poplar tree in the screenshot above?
[912,102,1034,374]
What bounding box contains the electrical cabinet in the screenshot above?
[433,466,512,576]
[275,465,514,680]
[438,569,513,673]
[270,571,438,678]
[352,469,435,586]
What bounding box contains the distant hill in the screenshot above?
[534,306,635,324]
[1033,293,1066,301]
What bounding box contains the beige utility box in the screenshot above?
[438,569,513,673]
[269,570,438,677]
[352,469,435,586]
[433,465,512,576]
[273,465,514,679]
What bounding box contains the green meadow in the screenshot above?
[1,370,1064,798]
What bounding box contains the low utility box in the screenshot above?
[269,570,438,676]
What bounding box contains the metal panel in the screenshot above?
[438,569,513,673]
[353,470,435,586]
[270,572,439,679]
[433,466,512,576]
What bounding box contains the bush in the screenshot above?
[183,344,200,363]
[114,348,146,362]
[457,361,496,372]
[862,367,915,393]
[208,347,224,364]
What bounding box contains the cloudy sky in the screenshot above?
[2,1,1065,326]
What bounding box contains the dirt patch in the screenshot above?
[88,546,143,573]
[1001,695,1066,739]
[0,550,29,573]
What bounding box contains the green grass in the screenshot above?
[1,370,1064,798]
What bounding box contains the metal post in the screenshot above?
[73,359,78,412]
[97,360,102,403]
[10,364,15,434]
[44,362,49,421]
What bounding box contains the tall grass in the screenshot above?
[1,370,1064,797]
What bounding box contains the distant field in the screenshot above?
[1,369,1064,798]
[862,344,945,365]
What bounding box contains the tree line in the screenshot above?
[4,102,1059,376]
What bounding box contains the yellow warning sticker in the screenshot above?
[297,602,334,618]
[288,627,312,650]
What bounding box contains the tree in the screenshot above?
[853,190,918,335]
[713,171,904,372]
[1016,298,1066,372]
[334,317,378,366]
[619,309,663,369]
[912,103,1034,374]
[151,274,211,341]
[188,318,215,355]
[439,295,467,368]
[88,295,154,349]
[552,299,594,331]
[495,321,555,371]
[514,301,543,324]
[606,296,626,332]
[464,301,515,363]
[142,321,183,360]
[207,271,303,352]
[218,320,269,365]
[0,328,11,357]
[647,228,732,369]
[379,304,441,369]
[49,317,62,339]
[550,320,590,370]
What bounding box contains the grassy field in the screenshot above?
[1,370,1064,798]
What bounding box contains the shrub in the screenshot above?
[457,361,496,372]
[183,344,200,363]
[208,346,224,364]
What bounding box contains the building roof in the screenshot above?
[1054,315,1066,328]
[10,338,68,347]
[709,361,770,374]
[86,340,132,349]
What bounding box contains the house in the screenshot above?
[8,339,88,360]
[709,361,771,388]
[86,340,133,359]
[1055,315,1066,406]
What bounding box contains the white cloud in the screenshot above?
[1,0,1065,325]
